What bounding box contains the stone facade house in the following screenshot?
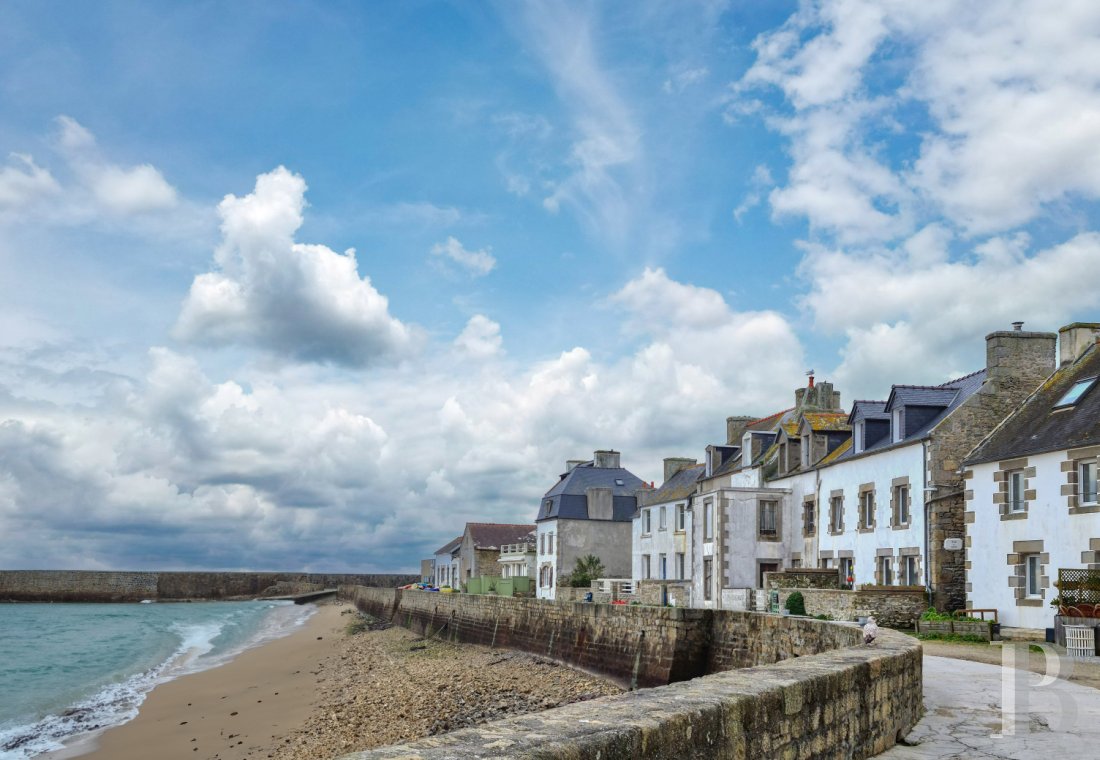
[433,535,462,588]
[535,450,644,601]
[457,523,536,587]
[632,459,703,596]
[964,323,1100,629]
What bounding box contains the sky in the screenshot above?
[2,0,1099,572]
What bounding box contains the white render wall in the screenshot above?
[967,449,1100,629]
[812,442,926,588]
[632,499,692,584]
[535,520,558,600]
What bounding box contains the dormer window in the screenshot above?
[892,409,904,442]
[742,432,753,468]
[854,422,864,453]
[1055,376,1098,408]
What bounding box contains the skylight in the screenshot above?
[614,479,624,486]
[1055,377,1098,408]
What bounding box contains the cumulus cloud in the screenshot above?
[175,167,417,366]
[0,153,59,210]
[430,236,497,276]
[454,315,503,358]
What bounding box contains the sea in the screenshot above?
[0,600,314,759]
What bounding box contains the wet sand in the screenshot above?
[51,602,347,760]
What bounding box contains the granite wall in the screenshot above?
[0,571,417,602]
[341,585,923,759]
[775,586,928,628]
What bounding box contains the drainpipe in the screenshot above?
[923,440,931,608]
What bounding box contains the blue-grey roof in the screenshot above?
[820,369,987,465]
[848,400,888,425]
[637,463,704,508]
[536,461,644,522]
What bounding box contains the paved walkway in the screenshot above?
[882,654,1100,758]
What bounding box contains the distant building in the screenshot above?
[632,458,702,599]
[964,323,1100,629]
[433,535,462,588]
[457,522,537,587]
[498,529,537,579]
[419,558,435,584]
[535,450,644,600]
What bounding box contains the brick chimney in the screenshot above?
[593,450,620,469]
[662,457,697,483]
[725,415,756,445]
[985,323,1057,392]
[1058,322,1100,366]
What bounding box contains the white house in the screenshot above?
[433,535,462,588]
[632,458,702,594]
[964,323,1100,630]
[534,450,644,600]
[498,530,537,579]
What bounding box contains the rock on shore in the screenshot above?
[269,611,623,759]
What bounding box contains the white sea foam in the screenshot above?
[0,601,314,760]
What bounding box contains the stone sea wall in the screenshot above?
[341,585,922,759]
[775,586,928,628]
[0,570,417,602]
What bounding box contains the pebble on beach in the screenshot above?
[267,613,623,759]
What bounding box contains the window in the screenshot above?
[902,556,920,586]
[704,499,714,540]
[644,509,652,534]
[803,501,815,536]
[641,554,651,579]
[548,532,555,553]
[759,500,778,536]
[659,553,667,579]
[659,505,667,530]
[703,558,713,601]
[839,557,854,586]
[860,491,875,528]
[895,485,910,524]
[1056,376,1098,407]
[676,552,685,579]
[879,556,894,586]
[1007,470,1025,513]
[790,558,802,569]
[854,422,864,453]
[676,503,686,531]
[830,495,843,533]
[892,408,904,442]
[1025,554,1041,597]
[1080,460,1098,505]
[540,534,545,554]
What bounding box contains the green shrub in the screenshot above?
[785,591,806,616]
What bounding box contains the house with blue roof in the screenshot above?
[632,458,703,604]
[534,450,645,601]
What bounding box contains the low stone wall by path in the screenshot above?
[341,585,922,759]
[0,570,418,602]
[776,586,927,628]
[766,568,843,589]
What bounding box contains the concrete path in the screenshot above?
[882,654,1100,758]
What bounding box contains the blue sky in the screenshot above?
[2,1,1099,572]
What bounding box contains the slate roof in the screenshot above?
[817,437,852,466]
[637,463,704,507]
[466,523,536,550]
[536,461,645,522]
[801,412,852,432]
[434,535,462,556]
[965,344,1100,465]
[848,400,888,425]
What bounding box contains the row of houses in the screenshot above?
[425,321,1100,632]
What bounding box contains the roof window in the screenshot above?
[614,478,625,486]
[1055,376,1098,408]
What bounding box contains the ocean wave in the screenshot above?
[0,601,314,760]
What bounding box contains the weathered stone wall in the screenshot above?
[0,571,417,602]
[775,587,927,628]
[635,580,691,607]
[766,568,842,589]
[340,585,922,760]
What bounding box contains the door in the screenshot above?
[758,562,780,588]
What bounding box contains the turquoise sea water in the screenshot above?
[0,601,313,759]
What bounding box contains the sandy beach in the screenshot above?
[45,601,621,760]
[49,602,348,760]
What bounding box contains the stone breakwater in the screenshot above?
[340,586,923,759]
[0,570,418,602]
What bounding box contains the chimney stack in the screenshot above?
[985,323,1057,390]
[725,415,756,445]
[565,459,586,472]
[663,457,697,483]
[1058,323,1100,366]
[593,450,621,469]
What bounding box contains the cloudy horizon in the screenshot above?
[2,1,1098,572]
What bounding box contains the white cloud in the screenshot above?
[0,153,59,209]
[733,164,774,223]
[175,167,417,366]
[662,66,709,94]
[454,315,503,358]
[430,236,497,276]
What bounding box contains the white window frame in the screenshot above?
[644,509,652,534]
[879,556,894,586]
[659,505,667,531]
[1080,460,1098,505]
[861,491,874,528]
[676,503,686,532]
[892,408,904,442]
[902,555,919,586]
[704,500,714,541]
[839,557,853,585]
[830,495,843,532]
[1007,470,1025,513]
[1025,554,1041,598]
[854,421,864,453]
[895,484,910,524]
[642,554,651,580]
[676,552,685,579]
[659,553,667,579]
[759,500,778,536]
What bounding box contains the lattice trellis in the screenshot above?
[1058,568,1100,617]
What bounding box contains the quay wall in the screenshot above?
[341,586,923,759]
[0,570,417,602]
